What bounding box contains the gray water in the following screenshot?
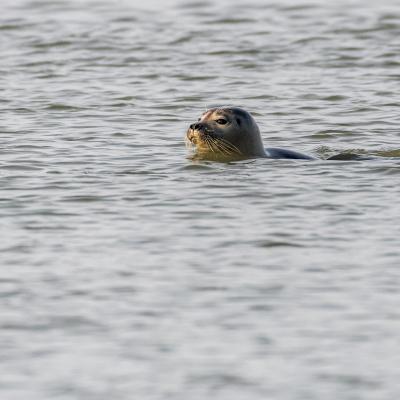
[2,0,400,399]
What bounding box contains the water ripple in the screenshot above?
[2,0,400,399]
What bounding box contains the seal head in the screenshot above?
[186,107,314,161]
[186,107,265,160]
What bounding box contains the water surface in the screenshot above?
[1,0,400,399]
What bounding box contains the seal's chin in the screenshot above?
[186,129,198,144]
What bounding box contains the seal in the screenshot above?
[186,107,315,161]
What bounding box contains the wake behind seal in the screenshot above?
[186,107,315,161]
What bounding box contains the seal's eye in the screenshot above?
[216,118,228,125]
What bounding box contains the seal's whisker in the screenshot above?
[219,139,237,152]
[215,138,238,157]
[204,137,212,152]
[212,138,228,155]
[210,141,226,155]
[217,138,242,155]
[207,136,225,153]
[208,136,233,155]
[218,138,240,152]
[223,141,242,155]
[210,139,222,155]
[212,139,233,156]
[205,136,216,153]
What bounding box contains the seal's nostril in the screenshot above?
[190,123,203,130]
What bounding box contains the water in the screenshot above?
[1,0,400,398]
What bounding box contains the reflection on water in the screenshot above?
[1,0,400,399]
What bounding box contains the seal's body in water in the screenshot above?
[186,107,315,161]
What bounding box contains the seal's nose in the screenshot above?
[190,123,204,131]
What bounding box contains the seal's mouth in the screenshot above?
[186,128,215,145]
[186,122,219,148]
[186,125,242,158]
[186,128,197,144]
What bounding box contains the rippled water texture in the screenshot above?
[1,0,400,399]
